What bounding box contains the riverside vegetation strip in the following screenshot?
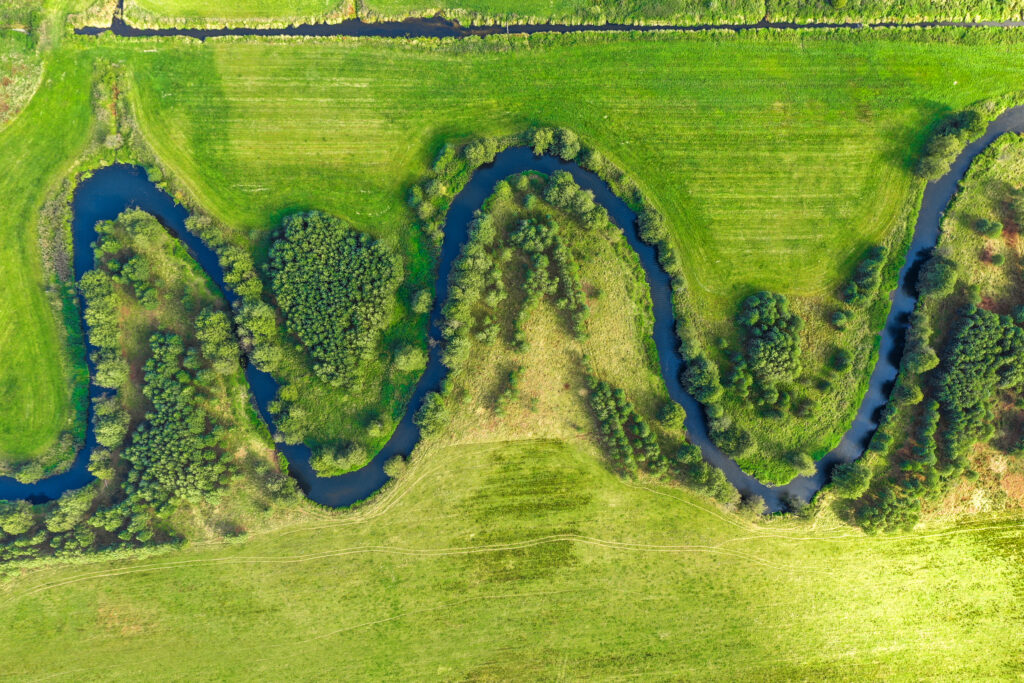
[9,21,1024,481]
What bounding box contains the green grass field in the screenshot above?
[122,0,353,28]
[1,437,1021,679]
[0,40,93,474]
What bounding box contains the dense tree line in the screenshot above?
[854,306,1024,532]
[268,211,400,386]
[934,306,1024,458]
[586,377,662,476]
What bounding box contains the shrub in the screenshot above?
[974,218,1003,238]
[393,345,427,373]
[658,402,687,431]
[412,289,433,314]
[991,253,1005,266]
[842,246,886,306]
[414,391,448,435]
[831,309,851,330]
[830,348,852,371]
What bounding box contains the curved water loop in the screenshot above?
[4,107,1024,509]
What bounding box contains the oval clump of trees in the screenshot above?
[268,211,400,386]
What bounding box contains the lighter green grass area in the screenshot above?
[448,173,668,444]
[123,0,352,27]
[121,30,1024,475]
[1,438,1021,679]
[360,0,763,23]
[0,46,92,470]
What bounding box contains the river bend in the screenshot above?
[3,107,1024,510]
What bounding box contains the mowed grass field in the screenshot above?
[0,45,92,468]
[122,0,353,28]
[1,438,1021,679]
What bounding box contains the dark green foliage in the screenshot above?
[916,255,957,297]
[462,137,500,168]
[586,377,661,476]
[551,128,581,161]
[195,308,239,375]
[830,348,852,371]
[121,334,231,505]
[530,127,554,156]
[680,354,723,403]
[412,289,433,314]
[0,501,34,536]
[268,211,400,386]
[935,306,1024,457]
[92,393,130,449]
[842,246,886,306]
[669,443,736,503]
[310,444,368,477]
[735,291,803,386]
[915,110,986,180]
[236,300,283,371]
[831,459,872,499]
[79,269,129,389]
[785,450,816,477]
[831,309,851,330]
[974,218,1003,238]
[991,253,1005,266]
[658,402,687,431]
[414,391,448,435]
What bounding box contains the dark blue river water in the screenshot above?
[5,107,1024,510]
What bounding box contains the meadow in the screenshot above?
[1,437,1021,679]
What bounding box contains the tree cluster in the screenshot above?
[915,109,987,180]
[120,334,231,505]
[842,245,886,306]
[586,377,662,476]
[268,211,400,386]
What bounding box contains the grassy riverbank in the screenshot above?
[1,437,1021,679]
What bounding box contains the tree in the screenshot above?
[830,347,852,371]
[831,459,872,499]
[0,500,34,536]
[735,291,803,386]
[658,402,687,431]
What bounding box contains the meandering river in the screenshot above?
[3,108,1024,510]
